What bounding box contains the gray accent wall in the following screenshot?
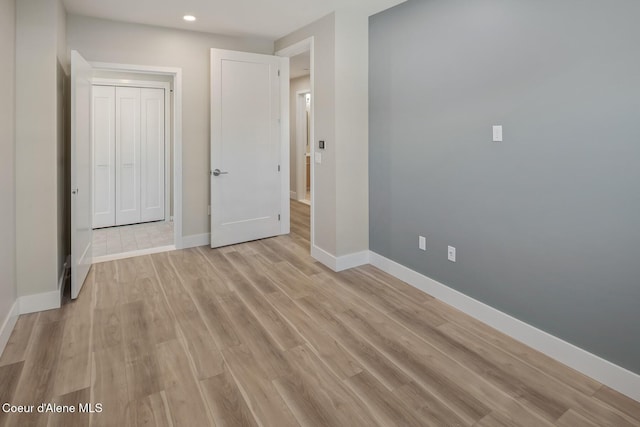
[369,0,640,374]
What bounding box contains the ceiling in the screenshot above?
[63,0,381,40]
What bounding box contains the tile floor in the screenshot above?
[93,221,174,257]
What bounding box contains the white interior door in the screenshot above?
[210,49,288,248]
[71,50,93,300]
[92,85,116,228]
[140,88,165,222]
[115,87,141,225]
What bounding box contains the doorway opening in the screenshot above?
[89,64,182,263]
[277,38,314,253]
[297,91,312,205]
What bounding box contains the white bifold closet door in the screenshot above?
[92,86,116,228]
[140,88,165,222]
[93,86,165,228]
[116,87,142,225]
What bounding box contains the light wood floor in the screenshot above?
[1,201,639,427]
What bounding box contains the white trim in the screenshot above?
[311,245,370,272]
[89,61,183,252]
[290,191,298,200]
[336,250,370,271]
[368,251,640,402]
[0,301,19,357]
[276,37,315,254]
[19,290,61,315]
[91,78,170,90]
[164,87,171,224]
[279,57,291,236]
[311,245,336,270]
[92,245,176,264]
[180,233,211,249]
[275,38,313,58]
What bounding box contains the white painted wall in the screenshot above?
[16,0,67,299]
[334,9,369,256]
[289,75,310,198]
[0,0,18,333]
[67,15,274,239]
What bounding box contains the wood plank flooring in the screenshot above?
[1,201,639,426]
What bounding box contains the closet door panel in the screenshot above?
[140,88,165,222]
[92,86,116,228]
[115,87,141,226]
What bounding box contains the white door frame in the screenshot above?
[90,62,183,248]
[276,37,315,249]
[91,78,171,224]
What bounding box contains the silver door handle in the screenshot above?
[212,169,229,177]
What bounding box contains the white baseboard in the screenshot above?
[18,290,61,315]
[311,245,369,272]
[368,251,640,402]
[0,300,19,357]
[311,245,337,270]
[290,191,298,200]
[93,245,176,264]
[336,250,370,271]
[180,233,210,249]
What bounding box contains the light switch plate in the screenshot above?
[493,125,503,142]
[315,152,322,164]
[419,236,426,251]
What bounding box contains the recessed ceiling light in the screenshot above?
[183,15,196,22]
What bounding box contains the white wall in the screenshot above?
[0,0,18,337]
[289,75,310,198]
[67,15,274,239]
[16,0,67,299]
[334,9,370,256]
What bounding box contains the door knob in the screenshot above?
[212,169,229,177]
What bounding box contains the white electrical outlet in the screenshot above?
[448,246,456,262]
[492,125,503,142]
[419,236,426,251]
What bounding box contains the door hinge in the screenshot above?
[278,164,280,172]
[278,69,280,77]
[278,214,281,221]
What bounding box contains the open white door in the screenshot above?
[210,49,289,248]
[71,51,93,299]
[140,88,166,223]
